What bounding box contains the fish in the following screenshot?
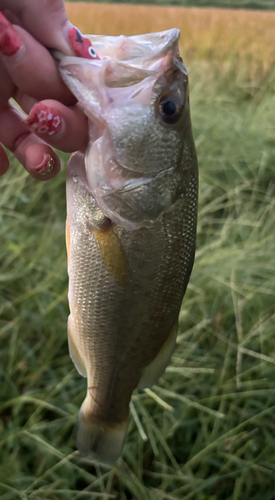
[56,29,198,464]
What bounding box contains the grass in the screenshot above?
[66,0,275,12]
[65,3,275,70]
[1,4,275,500]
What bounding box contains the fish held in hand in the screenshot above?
[58,29,198,464]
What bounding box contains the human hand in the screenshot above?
[0,0,93,179]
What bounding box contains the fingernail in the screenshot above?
[25,103,63,136]
[34,154,55,175]
[0,11,22,56]
[68,27,100,60]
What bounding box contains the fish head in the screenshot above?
[56,29,196,229]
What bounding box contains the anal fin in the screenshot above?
[138,323,178,389]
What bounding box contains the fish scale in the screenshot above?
[66,153,197,453]
[57,29,198,464]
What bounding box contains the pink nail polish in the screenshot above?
[0,11,22,56]
[68,27,100,60]
[34,154,55,175]
[25,103,63,136]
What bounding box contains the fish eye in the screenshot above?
[158,95,183,125]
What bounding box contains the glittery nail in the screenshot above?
[25,103,63,136]
[35,154,55,175]
[68,27,100,60]
[0,11,22,56]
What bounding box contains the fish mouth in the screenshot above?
[54,29,181,66]
[53,29,186,125]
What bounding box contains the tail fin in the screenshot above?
[76,396,129,465]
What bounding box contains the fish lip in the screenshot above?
[86,28,181,62]
[53,27,182,74]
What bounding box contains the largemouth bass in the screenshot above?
[56,29,198,464]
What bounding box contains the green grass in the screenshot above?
[66,0,275,12]
[1,63,275,499]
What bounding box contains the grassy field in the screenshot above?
[65,3,275,70]
[66,0,275,12]
[1,3,275,500]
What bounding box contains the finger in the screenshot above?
[0,13,75,104]
[0,0,73,54]
[0,3,99,59]
[24,100,89,153]
[0,143,9,175]
[0,60,15,105]
[0,102,60,179]
[24,143,60,180]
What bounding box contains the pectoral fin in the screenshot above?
[138,323,178,389]
[68,316,87,378]
[92,224,130,287]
